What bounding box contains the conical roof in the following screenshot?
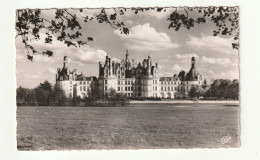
[186,67,199,81]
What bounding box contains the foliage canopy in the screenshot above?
[16,7,239,61]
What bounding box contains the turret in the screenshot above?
[126,50,129,61]
[191,57,196,68]
[99,61,102,76]
[63,56,68,68]
[125,50,130,70]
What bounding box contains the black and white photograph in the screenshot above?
[15,7,240,150]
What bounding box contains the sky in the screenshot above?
[16,8,239,89]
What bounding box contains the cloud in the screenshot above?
[25,73,42,79]
[75,48,107,64]
[16,49,56,63]
[47,68,56,74]
[158,64,164,69]
[158,71,173,77]
[114,23,179,51]
[172,64,181,72]
[161,59,170,63]
[112,57,121,63]
[16,33,67,51]
[218,71,239,80]
[125,20,134,25]
[186,36,237,55]
[141,8,176,20]
[208,70,239,80]
[200,56,232,66]
[174,53,199,59]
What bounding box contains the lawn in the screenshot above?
[16,103,240,150]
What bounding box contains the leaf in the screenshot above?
[27,55,33,61]
[87,37,93,41]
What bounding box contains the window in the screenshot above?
[171,87,173,91]
[155,86,157,91]
[125,87,127,91]
[83,86,86,91]
[83,81,86,85]
[125,80,127,85]
[165,86,167,91]
[128,93,130,96]
[80,86,82,91]
[128,81,130,85]
[161,86,163,91]
[105,80,107,84]
[118,87,120,91]
[168,86,170,91]
[168,81,170,85]
[131,87,133,91]
[128,87,130,91]
[80,81,82,85]
[171,81,173,85]
[105,86,107,90]
[161,81,163,85]
[118,81,120,85]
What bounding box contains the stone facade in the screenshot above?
[56,51,204,99]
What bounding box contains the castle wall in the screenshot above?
[56,55,204,99]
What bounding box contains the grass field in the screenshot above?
[16,103,240,150]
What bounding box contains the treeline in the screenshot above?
[17,80,69,106]
[17,81,129,106]
[189,79,239,100]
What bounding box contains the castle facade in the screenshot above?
[56,51,204,99]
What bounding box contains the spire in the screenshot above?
[106,43,109,56]
[191,57,196,68]
[63,56,68,68]
[126,50,129,58]
[125,50,129,70]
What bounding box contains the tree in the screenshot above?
[72,87,81,105]
[16,7,238,61]
[226,80,239,100]
[189,85,207,98]
[208,79,221,98]
[16,86,36,105]
[52,84,67,106]
[34,87,49,106]
[105,88,118,101]
[104,88,129,105]
[218,79,232,99]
